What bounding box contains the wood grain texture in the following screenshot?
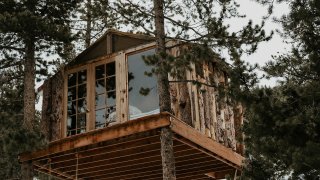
[20,113,171,162]
[41,70,64,141]
[170,118,243,167]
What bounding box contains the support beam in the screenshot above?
[33,162,74,179]
[21,161,33,180]
[170,117,244,168]
[20,113,170,162]
[160,127,176,180]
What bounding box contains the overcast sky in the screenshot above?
[36,1,290,110]
[231,0,290,86]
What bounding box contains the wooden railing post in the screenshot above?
[160,127,176,180]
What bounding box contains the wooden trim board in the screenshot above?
[21,113,243,171]
[170,117,244,168]
[20,113,170,162]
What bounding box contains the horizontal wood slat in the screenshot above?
[22,113,244,180]
[170,116,244,168]
[20,113,170,162]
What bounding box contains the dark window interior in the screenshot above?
[95,62,116,128]
[67,70,87,136]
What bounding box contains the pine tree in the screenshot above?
[0,66,45,179]
[111,1,272,179]
[0,0,77,130]
[74,0,118,48]
[0,0,77,179]
[111,0,271,111]
[243,0,320,179]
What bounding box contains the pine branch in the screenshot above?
[109,5,154,35]
[0,45,24,52]
[0,61,22,70]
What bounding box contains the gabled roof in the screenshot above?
[68,29,155,67]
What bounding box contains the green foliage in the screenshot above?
[0,72,46,179]
[73,0,119,48]
[0,0,78,178]
[0,0,78,79]
[243,0,320,179]
[111,0,271,81]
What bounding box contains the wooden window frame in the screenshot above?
[116,42,157,124]
[125,46,157,120]
[63,65,88,138]
[63,57,117,138]
[62,42,158,138]
[91,58,117,129]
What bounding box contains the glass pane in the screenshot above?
[67,115,76,131]
[96,64,105,80]
[95,109,106,128]
[78,70,87,84]
[107,91,116,107]
[67,69,88,136]
[106,62,115,76]
[106,76,116,91]
[95,94,106,108]
[78,114,86,129]
[68,87,76,101]
[68,73,77,86]
[67,101,76,115]
[128,49,159,119]
[68,130,76,136]
[78,84,87,98]
[95,79,105,94]
[106,106,116,123]
[80,128,86,133]
[78,99,87,113]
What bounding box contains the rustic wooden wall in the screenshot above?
[169,49,243,153]
[40,39,243,154]
[41,70,64,141]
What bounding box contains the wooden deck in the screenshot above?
[20,113,243,179]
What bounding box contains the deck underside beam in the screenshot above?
[20,113,244,180]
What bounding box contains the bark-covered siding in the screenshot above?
[169,60,243,153]
[41,70,64,141]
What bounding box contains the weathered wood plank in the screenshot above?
[20,113,170,162]
[41,70,64,141]
[116,52,127,123]
[170,118,244,167]
[33,162,74,179]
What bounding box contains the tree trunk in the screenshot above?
[160,127,176,180]
[153,2,176,177]
[85,0,92,48]
[154,0,171,113]
[23,38,36,131]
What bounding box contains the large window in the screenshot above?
[128,49,159,119]
[67,70,87,136]
[95,62,116,128]
[66,61,116,136]
[65,46,160,137]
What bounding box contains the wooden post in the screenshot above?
[160,127,176,180]
[21,161,33,180]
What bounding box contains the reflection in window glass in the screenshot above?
[128,49,159,119]
[95,62,116,128]
[67,70,87,136]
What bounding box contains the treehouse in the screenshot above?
[20,30,244,179]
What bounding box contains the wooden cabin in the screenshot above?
[20,30,244,179]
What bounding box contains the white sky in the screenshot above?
[230,0,290,86]
[36,1,290,110]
